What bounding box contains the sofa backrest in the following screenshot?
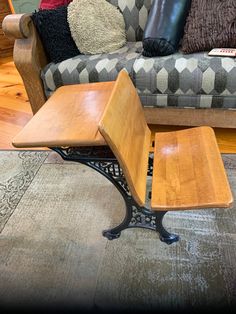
[107,0,153,42]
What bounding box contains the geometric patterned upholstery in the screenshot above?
[41,43,236,109]
[107,0,153,41]
[134,51,236,108]
[41,42,142,98]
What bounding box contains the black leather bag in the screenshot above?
[142,0,192,57]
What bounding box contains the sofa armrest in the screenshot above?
[2,13,31,39]
[2,14,48,114]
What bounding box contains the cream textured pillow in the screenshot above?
[67,0,126,54]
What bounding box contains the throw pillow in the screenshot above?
[182,0,236,54]
[67,0,126,54]
[39,0,72,10]
[31,6,80,63]
[142,0,192,57]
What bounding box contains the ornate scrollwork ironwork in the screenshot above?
[51,146,179,245]
[88,160,131,196]
[129,206,156,230]
[55,145,115,160]
[53,146,131,197]
[147,153,154,176]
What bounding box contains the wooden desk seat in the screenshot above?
[151,127,233,210]
[13,70,233,243]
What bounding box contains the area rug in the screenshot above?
[0,150,235,313]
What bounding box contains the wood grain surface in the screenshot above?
[0,0,14,57]
[3,13,48,114]
[99,70,151,206]
[151,127,233,210]
[12,82,117,148]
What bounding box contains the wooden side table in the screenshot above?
[0,0,14,57]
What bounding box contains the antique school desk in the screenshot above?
[13,70,233,245]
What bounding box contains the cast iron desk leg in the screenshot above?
[52,146,179,245]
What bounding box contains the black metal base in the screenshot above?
[102,230,121,240]
[103,228,179,245]
[102,204,179,245]
[51,146,179,245]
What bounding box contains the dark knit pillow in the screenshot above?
[142,0,191,57]
[31,5,80,63]
[182,0,236,54]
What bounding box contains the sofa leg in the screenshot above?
[51,146,179,244]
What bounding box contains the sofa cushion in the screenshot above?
[41,42,142,98]
[182,0,236,54]
[41,42,236,109]
[134,50,236,108]
[107,0,153,41]
[67,0,126,54]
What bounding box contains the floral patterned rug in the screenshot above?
[0,151,235,313]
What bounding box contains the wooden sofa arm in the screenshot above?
[2,14,48,114]
[2,13,31,39]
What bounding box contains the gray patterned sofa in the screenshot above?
[3,0,236,127]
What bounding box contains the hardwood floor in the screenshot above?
[0,56,236,153]
[0,56,33,149]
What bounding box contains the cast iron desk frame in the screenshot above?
[52,145,179,245]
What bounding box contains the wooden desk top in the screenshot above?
[13,82,115,148]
